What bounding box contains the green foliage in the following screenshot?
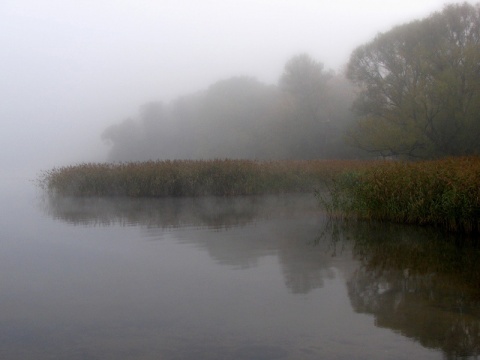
[319,157,480,233]
[347,3,480,158]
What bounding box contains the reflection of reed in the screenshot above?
[41,194,319,229]
[42,191,480,357]
[333,220,480,358]
[42,193,340,295]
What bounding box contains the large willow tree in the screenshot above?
[347,3,480,158]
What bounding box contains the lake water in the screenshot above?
[1,179,480,359]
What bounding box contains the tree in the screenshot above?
[101,101,171,161]
[276,53,358,159]
[101,56,358,162]
[347,3,480,158]
[280,54,332,109]
[194,76,278,159]
[276,54,332,158]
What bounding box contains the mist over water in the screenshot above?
[3,1,480,358]
[0,0,463,175]
[0,186,478,358]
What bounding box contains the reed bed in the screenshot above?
[38,159,367,198]
[319,157,480,233]
[39,157,480,232]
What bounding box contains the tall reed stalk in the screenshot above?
[38,159,366,198]
[318,157,480,233]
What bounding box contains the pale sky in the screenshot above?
[0,0,472,177]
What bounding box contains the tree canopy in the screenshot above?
[347,2,480,158]
[102,55,359,161]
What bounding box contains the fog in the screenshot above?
[0,0,469,180]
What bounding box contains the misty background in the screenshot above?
[1,0,467,181]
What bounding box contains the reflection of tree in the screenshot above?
[275,219,338,294]
[343,221,480,358]
[349,268,480,358]
[41,194,341,294]
[280,248,335,294]
[40,194,480,355]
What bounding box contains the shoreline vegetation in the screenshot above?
[38,159,368,197]
[317,156,480,234]
[39,157,480,233]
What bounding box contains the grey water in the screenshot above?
[1,180,480,359]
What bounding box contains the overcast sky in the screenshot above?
[0,0,473,178]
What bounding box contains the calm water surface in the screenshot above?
[1,179,480,359]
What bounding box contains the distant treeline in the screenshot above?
[102,3,480,162]
[102,54,363,162]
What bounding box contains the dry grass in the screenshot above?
[38,157,480,232]
[319,157,480,233]
[38,159,367,198]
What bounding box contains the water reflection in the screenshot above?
[41,194,339,294]
[42,194,319,229]
[326,220,480,358]
[40,194,480,358]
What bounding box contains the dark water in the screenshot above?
[1,180,480,359]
